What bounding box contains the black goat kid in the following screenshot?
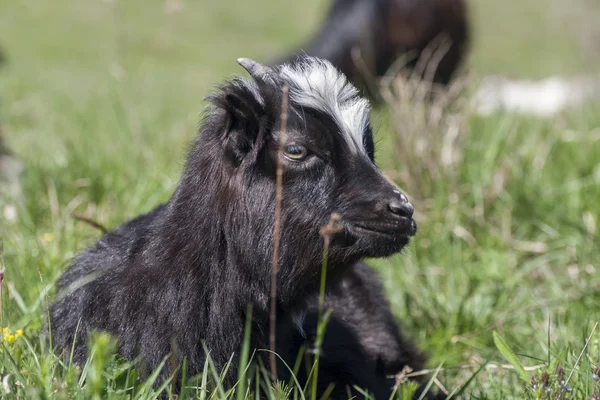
[49,57,428,398]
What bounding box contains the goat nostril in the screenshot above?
[388,199,414,219]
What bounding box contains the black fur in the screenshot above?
[275,0,470,98]
[49,57,428,398]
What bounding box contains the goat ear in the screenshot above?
[220,85,266,166]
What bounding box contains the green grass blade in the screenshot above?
[237,305,253,400]
[416,362,444,400]
[445,359,490,399]
[492,331,529,383]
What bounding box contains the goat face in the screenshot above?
[196,57,415,287]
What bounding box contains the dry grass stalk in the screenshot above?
[71,213,109,234]
[379,36,472,203]
[269,84,289,381]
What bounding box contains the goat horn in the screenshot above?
[237,58,276,83]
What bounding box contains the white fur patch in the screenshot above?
[279,57,371,155]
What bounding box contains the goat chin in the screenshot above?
[48,56,434,400]
[332,222,415,258]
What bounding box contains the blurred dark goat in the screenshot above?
[49,57,430,398]
[276,0,470,98]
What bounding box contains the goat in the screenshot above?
[49,56,427,398]
[275,0,470,99]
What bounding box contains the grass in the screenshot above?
[1,0,600,398]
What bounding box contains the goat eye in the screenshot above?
[283,145,308,161]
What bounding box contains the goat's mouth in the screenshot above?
[345,219,417,239]
[335,218,417,258]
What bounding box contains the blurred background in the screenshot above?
[0,0,599,397]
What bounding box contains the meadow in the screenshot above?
[0,0,599,398]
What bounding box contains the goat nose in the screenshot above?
[388,192,414,219]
